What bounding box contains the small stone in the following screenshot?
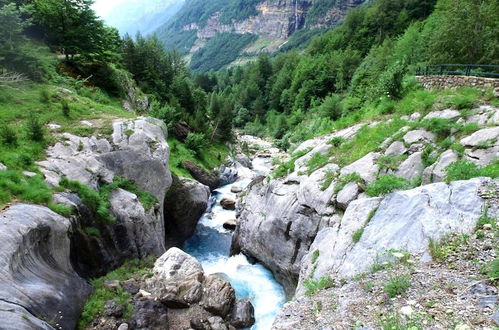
[103,280,120,290]
[223,219,237,230]
[455,324,471,330]
[400,306,414,317]
[80,120,93,127]
[0,163,6,171]
[22,171,37,177]
[230,186,243,193]
[392,252,405,259]
[139,289,151,297]
[104,299,124,317]
[446,309,453,314]
[220,197,236,210]
[483,224,493,230]
[117,323,129,330]
[48,123,61,131]
[407,300,417,306]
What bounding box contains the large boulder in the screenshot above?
[232,164,340,296]
[340,152,380,183]
[460,127,499,147]
[164,176,210,248]
[230,299,255,328]
[0,205,92,329]
[182,160,220,191]
[297,177,498,295]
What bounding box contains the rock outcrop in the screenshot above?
[297,177,498,295]
[164,176,210,248]
[0,205,92,329]
[233,104,499,298]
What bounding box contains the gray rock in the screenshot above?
[395,152,423,181]
[432,150,459,182]
[219,165,239,185]
[164,176,210,247]
[403,130,436,145]
[236,154,253,169]
[202,275,236,318]
[492,310,499,326]
[207,316,229,330]
[232,164,339,295]
[336,182,360,210]
[182,160,220,190]
[0,204,92,329]
[298,178,497,294]
[220,197,236,210]
[132,300,168,330]
[48,123,61,131]
[460,127,499,147]
[464,146,499,167]
[230,299,255,328]
[223,219,237,230]
[231,185,243,193]
[340,152,380,183]
[410,112,421,121]
[118,324,129,330]
[0,162,7,171]
[384,141,407,156]
[105,299,124,317]
[104,280,121,290]
[160,293,190,309]
[22,171,37,177]
[424,109,460,120]
[153,248,204,283]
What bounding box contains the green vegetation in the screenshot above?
[320,169,336,191]
[78,257,155,329]
[306,152,330,175]
[311,250,320,264]
[272,148,312,178]
[303,276,336,296]
[60,177,157,224]
[334,172,364,193]
[352,228,364,243]
[190,33,258,72]
[444,160,499,182]
[383,275,411,298]
[365,175,411,197]
[482,258,499,283]
[377,155,407,171]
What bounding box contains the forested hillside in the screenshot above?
[202,0,498,148]
[154,0,367,71]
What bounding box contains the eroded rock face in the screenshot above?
[182,160,220,191]
[164,176,210,248]
[0,205,92,329]
[297,178,498,295]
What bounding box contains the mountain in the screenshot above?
[103,0,185,36]
[154,0,367,71]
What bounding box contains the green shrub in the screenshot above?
[383,275,411,298]
[428,237,447,261]
[445,160,499,182]
[365,175,411,197]
[39,89,51,104]
[418,118,453,138]
[184,133,208,156]
[83,227,101,237]
[377,155,406,171]
[0,171,54,206]
[0,125,18,146]
[328,137,346,147]
[61,101,70,117]
[311,250,320,264]
[482,258,499,282]
[25,113,45,142]
[303,276,335,296]
[421,145,438,168]
[273,148,312,178]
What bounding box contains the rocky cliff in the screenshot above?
[232,104,499,300]
[0,117,213,329]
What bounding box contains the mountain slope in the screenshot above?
[154,0,366,71]
[103,0,185,36]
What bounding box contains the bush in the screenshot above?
[320,169,336,191]
[334,172,364,193]
[384,275,411,298]
[365,175,411,197]
[352,228,364,243]
[482,258,499,282]
[25,112,45,142]
[39,89,51,104]
[62,100,70,117]
[184,133,207,156]
[0,125,18,146]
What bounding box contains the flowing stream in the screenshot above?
[183,156,286,330]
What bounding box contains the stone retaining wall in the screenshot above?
[416,75,499,90]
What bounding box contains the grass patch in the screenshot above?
[83,227,101,237]
[303,276,335,296]
[168,137,229,178]
[320,169,336,191]
[444,160,499,182]
[334,172,364,193]
[60,176,157,224]
[365,175,411,197]
[481,258,499,283]
[306,152,329,175]
[78,257,155,329]
[383,275,411,298]
[377,155,407,171]
[352,228,364,243]
[272,147,312,178]
[311,250,320,264]
[331,119,407,167]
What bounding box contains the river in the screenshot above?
[183,155,286,330]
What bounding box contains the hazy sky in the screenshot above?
[92,0,128,17]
